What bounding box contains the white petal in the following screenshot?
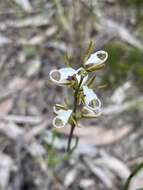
[49,68,76,85]
[85,50,108,66]
[53,109,72,128]
[83,86,101,111]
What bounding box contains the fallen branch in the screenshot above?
[103,96,143,116]
[0,114,43,124]
[0,12,54,31]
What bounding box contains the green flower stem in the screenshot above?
[66,77,84,153]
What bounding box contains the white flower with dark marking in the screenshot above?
[50,67,88,87]
[53,108,72,128]
[85,50,108,71]
[83,85,101,111]
[49,67,76,86]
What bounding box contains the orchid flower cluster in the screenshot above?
[49,45,108,151]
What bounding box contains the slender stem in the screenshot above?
[66,90,77,152]
[66,77,83,153]
[66,122,75,152]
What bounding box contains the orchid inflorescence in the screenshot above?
[49,43,108,152]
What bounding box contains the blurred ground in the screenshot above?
[0,0,143,190]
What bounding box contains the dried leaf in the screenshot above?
[95,155,130,179]
[64,167,78,187]
[0,153,13,190]
[0,98,13,114]
[58,124,133,145]
[26,59,41,77]
[13,0,32,12]
[8,77,28,91]
[0,35,11,46]
[83,157,113,189]
[0,122,24,140]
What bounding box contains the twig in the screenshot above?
[0,114,43,124]
[99,18,143,51]
[103,96,143,116]
[0,13,54,31]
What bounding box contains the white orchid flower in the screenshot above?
[83,85,101,111]
[82,106,101,118]
[53,109,72,128]
[50,67,88,87]
[49,67,76,86]
[85,50,108,71]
